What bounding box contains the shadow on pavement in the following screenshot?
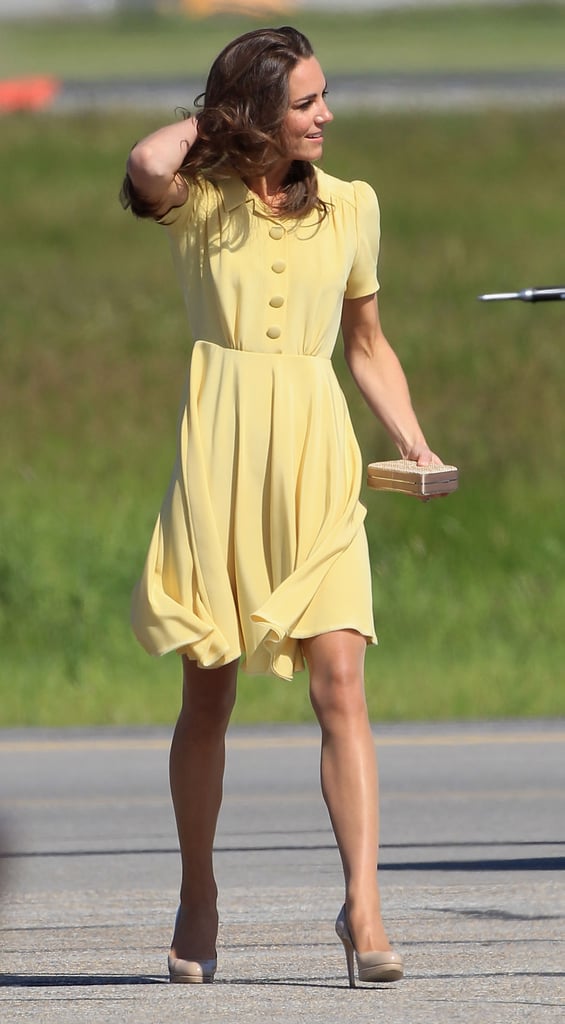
[0,973,164,986]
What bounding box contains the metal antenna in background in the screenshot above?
[478,286,565,303]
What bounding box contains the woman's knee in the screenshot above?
[180,656,238,730]
[309,657,367,724]
[304,631,368,723]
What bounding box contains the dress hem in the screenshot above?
[160,622,377,681]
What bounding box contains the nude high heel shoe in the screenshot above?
[168,907,217,984]
[335,904,404,988]
[167,953,217,984]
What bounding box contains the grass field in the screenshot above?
[1,4,565,78]
[1,102,564,727]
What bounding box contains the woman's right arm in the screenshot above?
[125,116,199,218]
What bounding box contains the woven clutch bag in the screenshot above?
[367,460,459,498]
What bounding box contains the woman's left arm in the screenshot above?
[342,293,442,466]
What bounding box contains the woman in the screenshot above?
[123,26,443,987]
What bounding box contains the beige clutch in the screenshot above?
[367,460,459,498]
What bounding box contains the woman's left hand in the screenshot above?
[405,445,444,468]
[404,445,451,501]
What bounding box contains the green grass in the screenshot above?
[2,106,565,726]
[2,4,565,78]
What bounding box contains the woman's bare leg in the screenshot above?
[168,655,238,961]
[302,629,391,954]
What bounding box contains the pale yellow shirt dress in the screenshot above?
[131,167,380,680]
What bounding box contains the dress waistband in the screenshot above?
[194,340,331,360]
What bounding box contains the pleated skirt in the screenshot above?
[131,341,376,680]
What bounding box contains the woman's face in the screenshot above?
[283,56,334,161]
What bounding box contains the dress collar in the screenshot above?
[216,171,326,227]
[218,177,279,220]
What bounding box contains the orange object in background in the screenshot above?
[0,76,60,113]
[178,0,295,14]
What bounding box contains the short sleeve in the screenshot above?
[158,178,211,237]
[344,180,381,300]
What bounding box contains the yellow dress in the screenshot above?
[131,167,380,680]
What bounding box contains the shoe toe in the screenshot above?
[357,951,404,984]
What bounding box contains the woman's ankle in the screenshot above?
[345,889,391,953]
[171,901,219,960]
[179,879,218,911]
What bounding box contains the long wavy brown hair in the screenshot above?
[122,26,328,220]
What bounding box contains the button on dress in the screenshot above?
[131,168,381,680]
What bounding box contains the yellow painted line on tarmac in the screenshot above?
[0,730,563,755]
[0,737,171,754]
[230,731,565,750]
[375,731,565,748]
[225,786,565,804]
[2,785,563,811]
[0,795,170,810]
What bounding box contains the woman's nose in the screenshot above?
[316,103,333,124]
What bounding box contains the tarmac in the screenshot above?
[4,70,565,115]
[1,721,564,1022]
[48,70,565,113]
[2,882,563,1023]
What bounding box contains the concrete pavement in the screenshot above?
[0,720,564,1021]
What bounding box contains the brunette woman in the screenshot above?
[123,26,443,986]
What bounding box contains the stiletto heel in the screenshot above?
[335,904,404,987]
[338,918,357,988]
[168,907,217,984]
